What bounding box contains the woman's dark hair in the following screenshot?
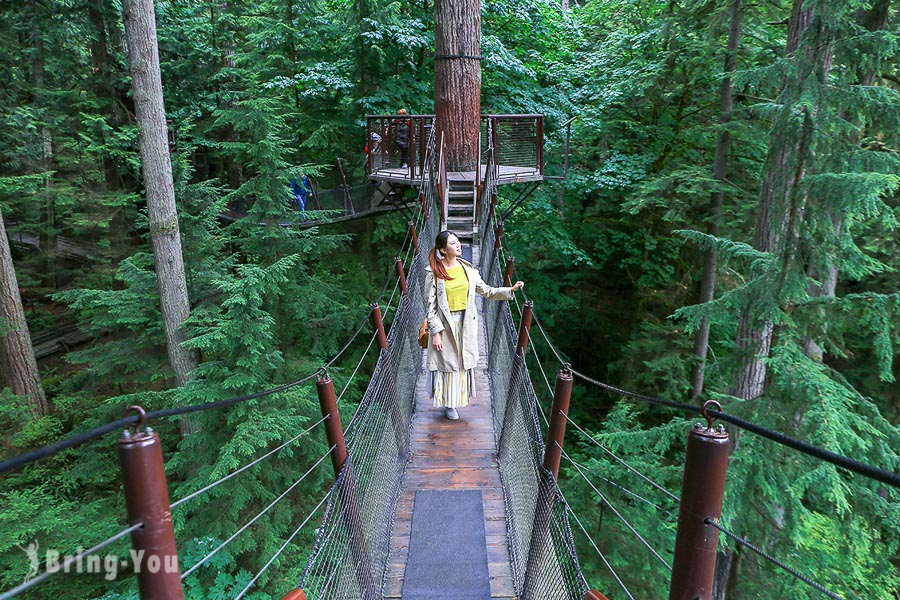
[429,230,457,281]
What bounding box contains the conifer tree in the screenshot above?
[0,207,46,417]
[122,0,197,386]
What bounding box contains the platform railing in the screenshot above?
[366,114,433,182]
[366,114,544,182]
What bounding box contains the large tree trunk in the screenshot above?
[729,1,824,403]
[434,0,481,172]
[122,0,197,387]
[803,0,891,361]
[716,2,833,597]
[0,210,47,417]
[691,0,744,399]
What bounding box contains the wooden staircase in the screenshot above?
[445,178,477,244]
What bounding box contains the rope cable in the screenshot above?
[180,446,335,580]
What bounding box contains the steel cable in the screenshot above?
[0,522,144,600]
[559,445,672,572]
[234,491,332,600]
[564,504,635,600]
[337,333,379,402]
[705,519,844,600]
[180,446,335,580]
[564,413,681,504]
[171,415,330,508]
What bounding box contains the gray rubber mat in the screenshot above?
[401,490,491,599]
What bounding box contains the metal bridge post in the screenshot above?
[409,220,419,254]
[314,372,379,600]
[118,417,185,600]
[515,300,534,358]
[668,414,729,600]
[370,303,388,351]
[504,256,515,287]
[394,257,408,295]
[542,366,573,478]
[520,367,573,599]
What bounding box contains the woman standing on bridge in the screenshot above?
[426,231,523,420]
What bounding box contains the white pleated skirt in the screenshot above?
[433,311,475,409]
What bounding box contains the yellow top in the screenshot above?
[444,265,469,311]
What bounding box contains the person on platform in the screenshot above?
[395,108,410,169]
[425,231,524,420]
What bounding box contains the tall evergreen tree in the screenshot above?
[0,206,47,417]
[122,0,197,386]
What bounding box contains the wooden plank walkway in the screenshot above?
[383,265,516,598]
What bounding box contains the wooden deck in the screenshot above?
[370,164,542,186]
[383,250,516,598]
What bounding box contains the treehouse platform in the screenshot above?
[366,114,545,187]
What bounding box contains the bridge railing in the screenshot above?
[366,114,433,181]
[295,123,441,599]
[366,113,544,183]
[481,114,544,179]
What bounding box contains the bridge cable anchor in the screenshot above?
[700,399,722,431]
[124,405,146,435]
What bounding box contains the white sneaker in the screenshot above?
[445,407,459,420]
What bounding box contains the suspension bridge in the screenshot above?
[1,126,897,600]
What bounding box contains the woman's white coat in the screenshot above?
[425,259,515,373]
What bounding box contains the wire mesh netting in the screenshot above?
[296,129,440,599]
[477,152,589,599]
[298,123,586,599]
[480,116,542,177]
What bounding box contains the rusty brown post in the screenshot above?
[515,300,534,358]
[316,373,348,475]
[504,256,515,287]
[315,372,379,600]
[668,415,729,600]
[542,366,573,479]
[280,590,307,600]
[394,257,408,295]
[118,420,185,600]
[420,191,428,219]
[521,367,573,600]
[369,303,388,351]
[409,221,419,254]
[584,592,609,600]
